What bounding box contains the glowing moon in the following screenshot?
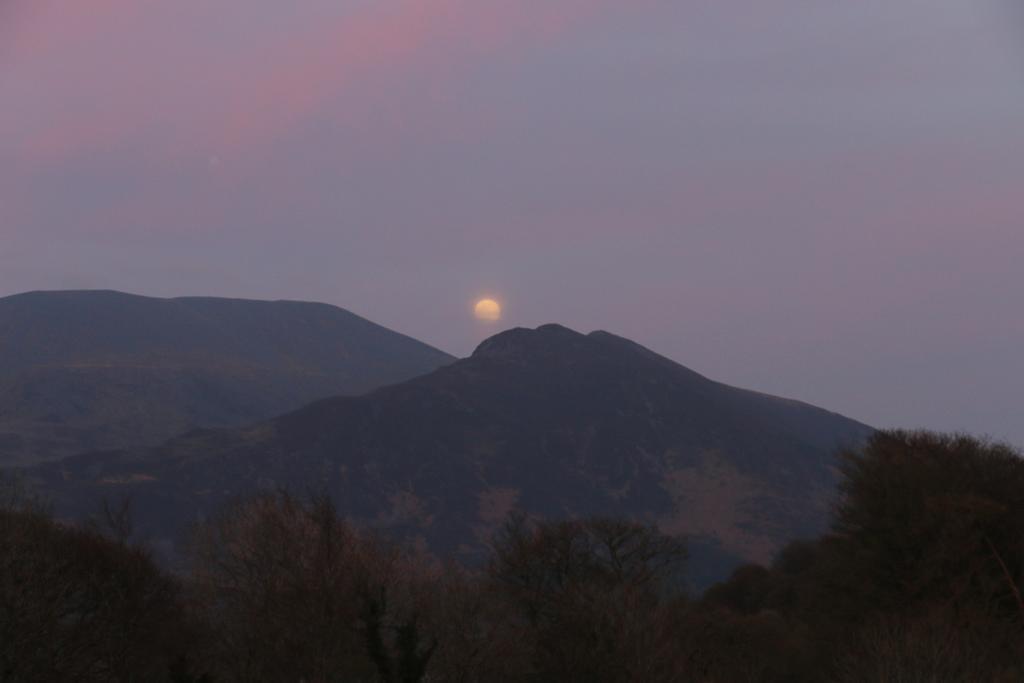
[474,298,502,322]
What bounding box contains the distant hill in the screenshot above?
[0,290,454,464]
[32,324,872,588]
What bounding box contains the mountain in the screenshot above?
[30,324,871,587]
[0,290,454,465]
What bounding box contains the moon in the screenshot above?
[474,298,502,322]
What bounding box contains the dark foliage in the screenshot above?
[188,492,425,682]
[834,430,1024,625]
[705,430,1024,679]
[0,478,202,682]
[5,430,1024,681]
[486,515,688,682]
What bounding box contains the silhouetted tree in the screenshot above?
[189,492,433,682]
[834,430,1024,625]
[701,430,1024,680]
[10,429,1024,681]
[0,494,194,682]
[420,564,533,683]
[831,609,1020,683]
[487,515,687,682]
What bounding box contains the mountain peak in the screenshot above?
[471,324,588,359]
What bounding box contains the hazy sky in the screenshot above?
[2,1,1023,445]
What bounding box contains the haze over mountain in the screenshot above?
[33,324,872,587]
[0,290,454,465]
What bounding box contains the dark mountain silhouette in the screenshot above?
[0,290,454,465]
[31,324,871,587]
[36,325,876,589]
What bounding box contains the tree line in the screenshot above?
[2,430,1023,681]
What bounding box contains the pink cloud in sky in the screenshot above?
[3,0,135,58]
[6,0,638,165]
[215,0,644,150]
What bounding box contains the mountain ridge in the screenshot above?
[0,290,455,464]
[32,323,872,588]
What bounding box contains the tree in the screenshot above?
[487,515,687,682]
[419,564,533,683]
[189,491,433,682]
[832,610,1017,683]
[833,430,1024,625]
[697,431,1024,680]
[0,496,194,682]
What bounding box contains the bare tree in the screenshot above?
[0,502,191,682]
[189,492,434,683]
[486,515,687,683]
[832,611,1017,683]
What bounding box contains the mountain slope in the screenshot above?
[33,324,871,587]
[0,290,454,464]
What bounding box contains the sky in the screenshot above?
[2,1,1023,445]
